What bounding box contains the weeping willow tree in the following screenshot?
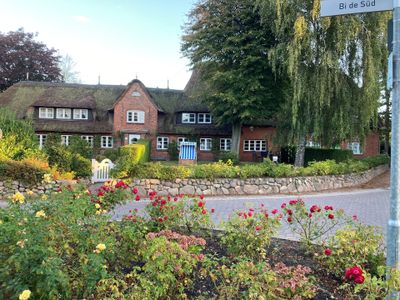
[256,0,390,166]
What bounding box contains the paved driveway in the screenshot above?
[111,187,391,240]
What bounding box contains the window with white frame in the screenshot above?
[182,113,196,124]
[127,110,145,123]
[73,109,89,120]
[220,138,232,151]
[177,137,189,149]
[56,108,72,119]
[81,135,94,147]
[243,140,266,152]
[39,107,54,119]
[347,142,363,155]
[37,134,47,149]
[61,135,71,146]
[101,136,113,148]
[157,137,169,150]
[198,113,212,124]
[200,138,212,151]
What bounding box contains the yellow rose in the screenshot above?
[95,210,101,215]
[26,190,34,196]
[12,192,25,204]
[35,210,46,218]
[43,174,52,184]
[19,289,31,300]
[41,194,48,201]
[95,243,106,253]
[95,203,101,209]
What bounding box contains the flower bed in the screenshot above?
[0,179,398,299]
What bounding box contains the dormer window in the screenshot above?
[73,109,88,120]
[182,113,196,124]
[39,107,54,119]
[56,108,71,119]
[132,91,141,97]
[198,113,212,124]
[127,110,145,123]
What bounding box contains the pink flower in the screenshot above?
[255,226,262,231]
[281,203,286,209]
[132,187,138,194]
[271,209,278,215]
[289,200,298,205]
[173,196,178,201]
[135,195,140,201]
[248,212,253,217]
[211,208,215,213]
[324,248,332,256]
[354,275,365,284]
[353,215,358,221]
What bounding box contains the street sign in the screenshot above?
[320,0,393,17]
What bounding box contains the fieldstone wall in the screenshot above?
[0,180,62,200]
[129,165,389,196]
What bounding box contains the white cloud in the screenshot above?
[72,15,91,24]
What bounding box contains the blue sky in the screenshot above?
[0,0,197,89]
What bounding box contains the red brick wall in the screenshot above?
[239,126,277,162]
[113,81,159,154]
[340,132,380,159]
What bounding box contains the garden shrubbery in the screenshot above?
[1,179,399,299]
[113,154,389,180]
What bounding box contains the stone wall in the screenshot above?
[0,180,62,200]
[129,165,389,196]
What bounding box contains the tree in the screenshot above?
[0,28,61,91]
[256,0,390,166]
[182,0,285,155]
[59,54,81,83]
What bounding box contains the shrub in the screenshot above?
[221,206,281,260]
[68,136,93,159]
[320,223,385,278]
[218,151,240,165]
[136,139,150,162]
[168,141,179,161]
[192,160,239,179]
[0,160,46,184]
[71,154,91,178]
[103,148,120,162]
[120,144,146,163]
[304,148,353,166]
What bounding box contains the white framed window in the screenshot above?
[157,137,169,150]
[101,136,113,148]
[37,134,47,149]
[177,137,189,149]
[39,107,54,119]
[56,108,72,119]
[132,91,141,97]
[198,113,212,124]
[182,113,196,124]
[244,140,266,152]
[81,135,94,147]
[200,138,212,151]
[73,109,89,120]
[128,134,141,144]
[348,142,363,155]
[61,135,71,146]
[220,138,232,151]
[127,110,145,123]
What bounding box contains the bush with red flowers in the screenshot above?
[92,179,131,210]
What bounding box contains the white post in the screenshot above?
[387,1,400,298]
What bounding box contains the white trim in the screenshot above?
[157,136,169,150]
[200,138,212,151]
[182,113,196,124]
[73,109,89,120]
[81,135,94,147]
[347,142,363,155]
[198,113,212,124]
[243,140,266,152]
[101,136,113,148]
[220,138,232,151]
[37,134,47,149]
[39,107,54,119]
[61,135,71,146]
[56,108,72,119]
[127,110,145,123]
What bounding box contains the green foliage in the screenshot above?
[321,223,385,278]
[168,141,179,161]
[120,144,146,163]
[136,139,150,162]
[192,160,239,179]
[68,136,93,159]
[0,160,46,184]
[221,207,281,261]
[0,108,40,160]
[256,0,389,147]
[102,148,120,162]
[218,152,239,165]
[354,267,400,299]
[71,154,91,178]
[44,142,73,173]
[304,148,354,166]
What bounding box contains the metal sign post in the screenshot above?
[387,1,400,298]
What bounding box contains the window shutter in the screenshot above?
[139,111,145,123]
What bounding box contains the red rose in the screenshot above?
[152,201,157,207]
[248,212,253,217]
[158,218,163,222]
[354,275,365,284]
[163,216,168,221]
[97,191,105,197]
[173,197,178,201]
[289,200,298,205]
[249,208,254,212]
[265,213,269,218]
[287,209,293,216]
[198,201,204,207]
[324,205,333,211]
[281,203,286,208]
[135,195,140,201]
[271,209,278,215]
[199,194,204,200]
[255,226,262,231]
[161,199,167,205]
[132,187,138,194]
[353,215,358,221]
[324,248,332,256]
[328,214,334,219]
[287,217,292,223]
[310,205,321,213]
[211,208,215,213]
[201,209,207,214]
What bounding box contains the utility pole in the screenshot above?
[387,1,400,298]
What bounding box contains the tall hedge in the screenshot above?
[120,142,149,163]
[136,140,151,162]
[304,148,354,166]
